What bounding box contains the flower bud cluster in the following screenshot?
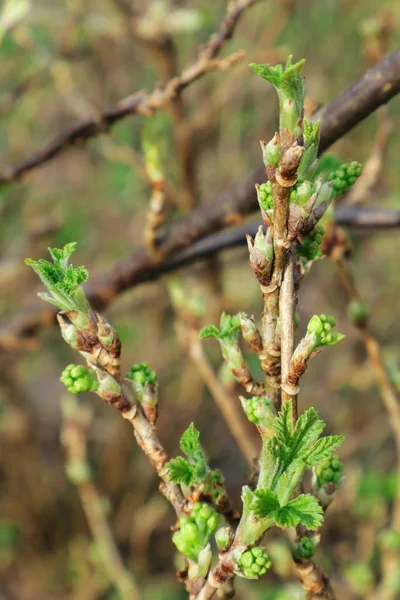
[60,364,99,394]
[307,314,340,347]
[238,546,271,579]
[315,455,343,487]
[298,225,324,262]
[292,536,316,560]
[329,161,362,194]
[172,503,219,563]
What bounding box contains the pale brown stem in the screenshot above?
[294,559,336,600]
[279,252,297,423]
[61,403,142,600]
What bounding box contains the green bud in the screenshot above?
[298,225,324,262]
[347,300,369,327]
[306,315,344,349]
[215,527,232,551]
[238,547,272,579]
[256,181,273,213]
[240,396,275,430]
[292,536,316,560]
[329,161,362,195]
[261,136,280,167]
[126,362,157,388]
[315,455,343,487]
[60,364,99,395]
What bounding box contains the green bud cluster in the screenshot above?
[379,528,400,551]
[297,225,324,262]
[290,180,315,206]
[172,503,219,562]
[241,396,275,428]
[238,546,271,579]
[60,364,99,394]
[315,455,343,487]
[292,536,316,560]
[126,362,157,387]
[329,162,362,195]
[257,181,273,212]
[307,314,344,347]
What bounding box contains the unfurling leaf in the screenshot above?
[180,423,201,459]
[167,457,196,486]
[251,489,280,519]
[274,494,323,530]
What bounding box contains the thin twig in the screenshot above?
[61,399,142,600]
[0,0,260,186]
[335,256,400,600]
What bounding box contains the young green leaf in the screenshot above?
[302,435,344,467]
[274,494,323,530]
[199,324,220,339]
[25,243,89,314]
[167,457,196,486]
[251,489,280,519]
[180,423,201,459]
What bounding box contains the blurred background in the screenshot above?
[0,1,400,599]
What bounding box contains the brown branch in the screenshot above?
[2,49,400,348]
[0,0,260,186]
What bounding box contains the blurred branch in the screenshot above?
[0,0,259,186]
[1,49,400,348]
[0,204,399,349]
[61,396,141,600]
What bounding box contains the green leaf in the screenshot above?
[273,401,294,448]
[250,56,305,133]
[25,244,89,313]
[199,324,220,339]
[180,423,201,459]
[219,312,240,339]
[251,489,280,519]
[167,457,196,486]
[290,407,326,463]
[303,435,344,467]
[274,494,323,530]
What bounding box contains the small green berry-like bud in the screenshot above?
[127,362,157,387]
[240,396,275,430]
[238,547,271,579]
[329,161,362,195]
[315,455,343,487]
[347,300,369,327]
[60,364,99,395]
[306,315,344,349]
[293,536,316,560]
[298,224,324,262]
[256,182,273,213]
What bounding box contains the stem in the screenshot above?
[294,559,336,600]
[279,252,297,424]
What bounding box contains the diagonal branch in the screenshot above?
[2,50,400,348]
[0,0,261,186]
